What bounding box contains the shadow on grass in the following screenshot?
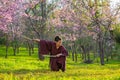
[0,69,50,74]
[105,60,120,64]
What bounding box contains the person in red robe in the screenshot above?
[33,36,68,72]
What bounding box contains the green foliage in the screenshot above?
[95,10,101,18]
[0,36,6,45]
[113,24,120,44]
[112,43,120,60]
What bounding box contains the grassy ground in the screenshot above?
[0,46,120,80]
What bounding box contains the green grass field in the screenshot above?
[0,47,120,80]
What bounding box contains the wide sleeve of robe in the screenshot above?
[39,40,53,55]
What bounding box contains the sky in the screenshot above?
[110,0,120,9]
[47,0,120,7]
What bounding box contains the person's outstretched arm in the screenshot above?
[32,39,40,42]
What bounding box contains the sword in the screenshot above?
[42,53,63,58]
[42,55,57,58]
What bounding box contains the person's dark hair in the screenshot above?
[55,36,61,42]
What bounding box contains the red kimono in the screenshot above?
[39,40,68,72]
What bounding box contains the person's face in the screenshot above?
[56,40,62,47]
